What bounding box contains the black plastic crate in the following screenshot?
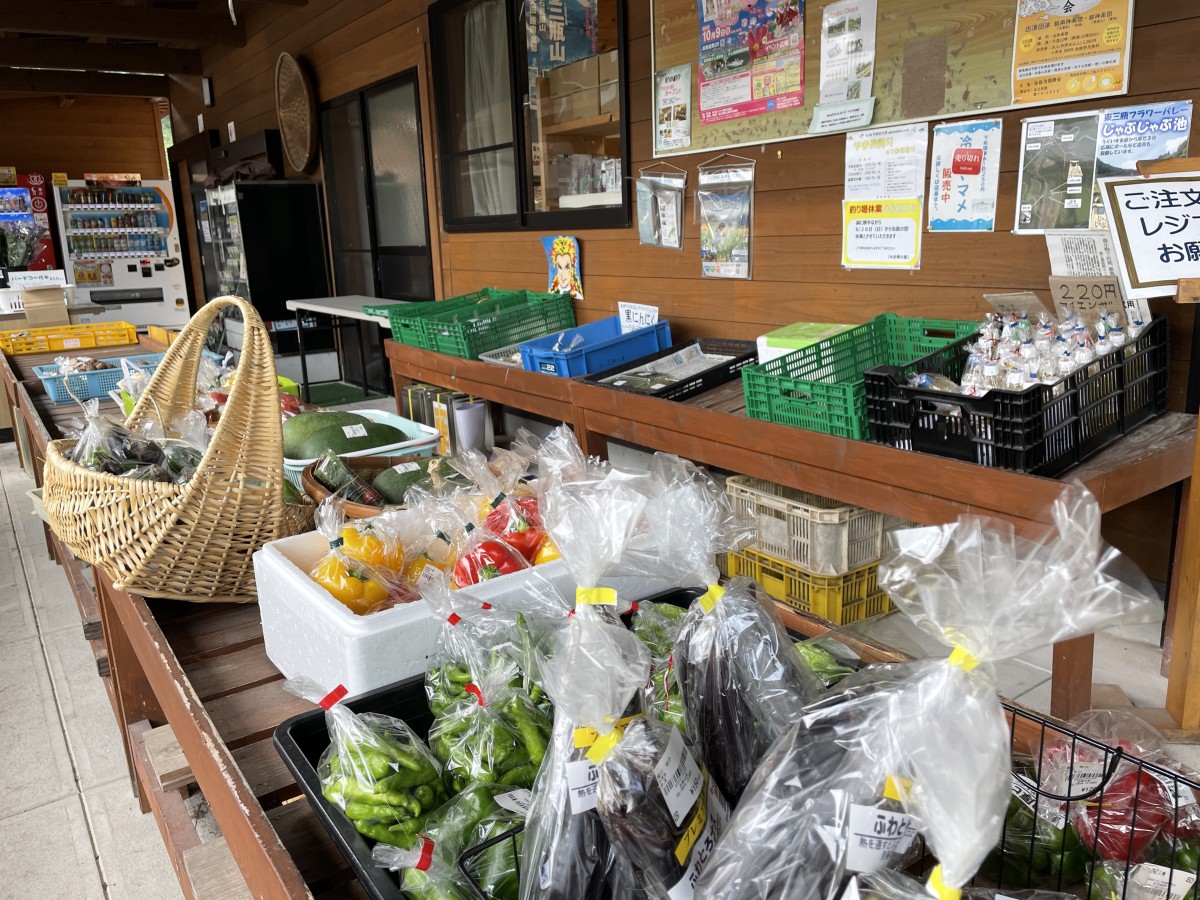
[581,338,758,401]
[864,317,1169,476]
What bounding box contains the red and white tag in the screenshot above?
[415,836,435,872]
[319,684,348,710]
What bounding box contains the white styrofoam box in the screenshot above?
[756,322,856,363]
[254,522,679,699]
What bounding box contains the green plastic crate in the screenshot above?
[384,288,523,349]
[426,291,576,359]
[741,313,977,440]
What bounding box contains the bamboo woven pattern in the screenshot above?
[43,296,313,603]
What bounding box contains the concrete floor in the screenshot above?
[0,422,1192,893]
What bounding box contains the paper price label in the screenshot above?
[414,562,441,591]
[1012,772,1040,811]
[845,803,918,873]
[666,777,729,900]
[566,758,600,814]
[1012,772,1066,830]
[1148,771,1199,809]
[1131,864,1198,900]
[391,461,422,474]
[655,727,704,827]
[494,789,534,815]
[63,338,82,349]
[1064,760,1106,795]
[618,301,659,335]
[342,424,368,438]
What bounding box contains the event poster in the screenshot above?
[842,198,923,269]
[697,0,804,125]
[526,0,597,72]
[1014,111,1099,233]
[927,119,1003,232]
[1090,100,1193,230]
[844,123,928,201]
[819,0,877,105]
[655,65,693,152]
[1012,0,1133,105]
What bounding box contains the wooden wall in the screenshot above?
[0,95,167,180]
[170,0,1199,580]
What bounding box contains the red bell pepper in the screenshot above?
[451,538,528,588]
[484,495,547,562]
[1072,769,1173,863]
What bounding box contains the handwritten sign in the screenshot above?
[618,302,659,334]
[8,269,67,289]
[1048,276,1136,327]
[1099,172,1200,299]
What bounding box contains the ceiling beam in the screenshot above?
[0,38,203,75]
[0,68,170,97]
[0,3,244,47]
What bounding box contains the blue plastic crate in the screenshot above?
[519,316,673,378]
[33,353,169,403]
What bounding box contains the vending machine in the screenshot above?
[0,168,57,270]
[53,174,189,327]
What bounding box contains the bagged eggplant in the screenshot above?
[311,449,385,506]
[309,491,419,616]
[66,399,142,474]
[284,678,448,849]
[519,457,657,900]
[696,484,1161,900]
[856,870,1080,900]
[373,783,529,900]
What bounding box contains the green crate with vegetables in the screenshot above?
[741,313,977,440]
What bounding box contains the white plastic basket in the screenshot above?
[283,408,440,489]
[726,475,884,576]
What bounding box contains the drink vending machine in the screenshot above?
[53,173,189,327]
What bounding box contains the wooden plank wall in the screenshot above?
[169,0,1199,580]
[0,95,167,180]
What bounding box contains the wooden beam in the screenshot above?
[0,2,244,47]
[0,68,169,97]
[0,38,203,75]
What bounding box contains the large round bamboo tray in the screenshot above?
[43,296,313,603]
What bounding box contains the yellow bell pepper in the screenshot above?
[534,539,561,565]
[339,524,404,571]
[312,554,389,616]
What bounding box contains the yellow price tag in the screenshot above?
[698,584,725,613]
[577,586,617,606]
[674,792,708,864]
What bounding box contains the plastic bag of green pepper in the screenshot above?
[631,600,688,732]
[372,782,529,900]
[283,677,449,849]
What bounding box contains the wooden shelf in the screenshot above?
[541,112,618,138]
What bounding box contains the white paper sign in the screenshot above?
[655,727,704,827]
[845,803,917,873]
[494,789,534,815]
[1100,173,1200,299]
[810,98,877,135]
[8,269,67,288]
[566,758,600,814]
[618,302,660,335]
[845,123,929,201]
[1045,230,1121,277]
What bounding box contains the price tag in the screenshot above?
[845,803,917,873]
[566,758,600,813]
[62,337,81,349]
[1064,760,1106,795]
[1131,864,1198,900]
[494,789,534,815]
[391,461,422,474]
[655,726,704,827]
[666,776,729,900]
[342,423,368,438]
[1148,771,1199,809]
[618,302,659,335]
[414,561,441,592]
[1012,772,1040,811]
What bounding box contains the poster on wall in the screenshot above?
[841,199,923,269]
[818,0,877,105]
[526,0,598,72]
[844,123,928,200]
[1011,0,1133,106]
[1013,110,1099,233]
[655,65,693,152]
[696,0,804,125]
[1100,171,1200,300]
[1090,99,1193,230]
[543,235,584,300]
[927,119,1003,232]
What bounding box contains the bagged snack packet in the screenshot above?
[696,484,1160,900]
[284,678,448,849]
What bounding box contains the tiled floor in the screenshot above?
[0,424,1192,893]
[0,441,182,899]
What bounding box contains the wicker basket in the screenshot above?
[42,296,313,603]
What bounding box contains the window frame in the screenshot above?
[429,0,631,232]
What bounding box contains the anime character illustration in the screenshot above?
[545,235,584,301]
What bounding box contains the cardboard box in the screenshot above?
[599,48,619,84]
[600,81,621,118]
[544,87,600,125]
[547,56,599,95]
[22,288,70,328]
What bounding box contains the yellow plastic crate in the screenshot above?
[147,325,179,347]
[0,321,138,356]
[722,545,893,624]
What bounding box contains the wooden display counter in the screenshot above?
[388,340,1199,725]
